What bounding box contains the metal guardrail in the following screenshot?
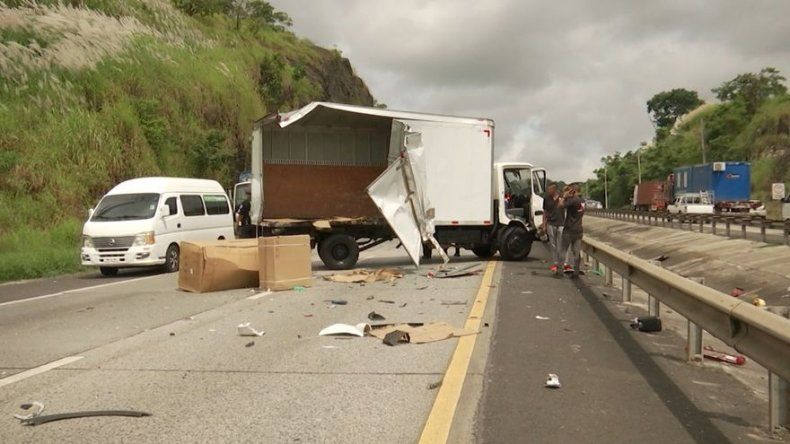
[587,209,790,246]
[581,236,790,431]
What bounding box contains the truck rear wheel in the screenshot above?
[472,244,496,258]
[499,226,532,261]
[318,234,360,270]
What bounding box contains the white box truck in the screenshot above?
[243,102,546,269]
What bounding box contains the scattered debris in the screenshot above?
[427,380,443,390]
[484,323,490,328]
[399,302,407,308]
[521,291,533,295]
[563,327,573,332]
[370,322,477,344]
[318,323,371,337]
[752,297,766,307]
[729,287,744,297]
[379,299,396,304]
[535,316,550,320]
[428,264,481,279]
[651,255,669,262]
[237,322,265,337]
[366,296,375,300]
[630,316,662,332]
[321,345,339,349]
[570,344,582,353]
[14,402,151,427]
[383,330,410,346]
[441,301,467,306]
[245,341,255,348]
[169,332,175,337]
[368,311,386,321]
[326,299,347,305]
[416,285,429,290]
[303,314,313,318]
[590,269,603,276]
[545,374,561,389]
[293,286,306,292]
[703,346,746,365]
[324,268,405,284]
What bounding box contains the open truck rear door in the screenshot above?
[367,122,444,267]
[530,168,547,229]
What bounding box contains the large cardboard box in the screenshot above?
[178,239,259,293]
[259,235,313,291]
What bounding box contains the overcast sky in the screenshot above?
[270,0,790,182]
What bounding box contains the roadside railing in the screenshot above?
[581,236,790,432]
[586,209,790,246]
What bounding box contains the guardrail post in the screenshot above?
[699,217,704,233]
[785,220,790,246]
[760,219,767,243]
[711,218,717,235]
[687,277,705,363]
[605,265,612,286]
[661,214,666,227]
[592,258,600,273]
[741,221,747,239]
[726,219,731,237]
[647,259,661,317]
[769,372,789,432]
[621,274,632,302]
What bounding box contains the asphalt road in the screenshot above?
[0,240,778,442]
[475,243,771,443]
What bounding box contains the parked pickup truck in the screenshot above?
[241,102,548,270]
[667,193,715,215]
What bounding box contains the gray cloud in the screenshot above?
[271,0,790,181]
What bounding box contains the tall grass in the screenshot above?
[0,219,83,282]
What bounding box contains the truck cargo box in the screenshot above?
[632,180,666,211]
[673,162,750,202]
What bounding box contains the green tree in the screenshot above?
[712,67,787,114]
[646,88,704,132]
[171,0,227,16]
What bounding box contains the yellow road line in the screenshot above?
[419,260,497,444]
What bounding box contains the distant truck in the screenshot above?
[671,162,764,215]
[242,102,548,270]
[632,180,667,212]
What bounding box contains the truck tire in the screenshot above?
[318,234,359,270]
[99,267,118,277]
[472,244,496,258]
[499,226,532,261]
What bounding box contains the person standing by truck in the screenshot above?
[542,183,565,275]
[560,184,585,278]
[235,190,252,236]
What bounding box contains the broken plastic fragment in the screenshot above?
[535,315,550,320]
[318,323,371,337]
[368,311,386,321]
[545,373,561,388]
[237,322,265,337]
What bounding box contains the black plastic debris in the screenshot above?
[368,311,386,321]
[245,341,255,347]
[383,330,410,346]
[15,402,151,427]
[630,316,662,332]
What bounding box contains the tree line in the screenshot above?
[585,67,788,207]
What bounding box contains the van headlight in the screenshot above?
[83,235,93,248]
[133,231,155,246]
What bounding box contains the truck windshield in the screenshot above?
[92,193,160,221]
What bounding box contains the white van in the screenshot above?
[81,177,235,276]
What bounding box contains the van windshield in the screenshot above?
[92,193,160,221]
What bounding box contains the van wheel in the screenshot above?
[164,244,180,273]
[99,267,118,277]
[499,226,532,261]
[318,234,359,270]
[472,244,496,258]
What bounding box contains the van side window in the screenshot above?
[165,197,178,215]
[204,195,230,215]
[180,195,205,217]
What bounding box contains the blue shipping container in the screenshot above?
[673,162,750,202]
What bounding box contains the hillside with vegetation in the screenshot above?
[0,0,376,281]
[585,68,789,213]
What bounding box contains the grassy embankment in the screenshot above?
[0,1,373,281]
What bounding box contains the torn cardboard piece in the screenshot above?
[178,239,259,293]
[237,322,265,337]
[370,322,478,344]
[428,263,482,279]
[259,235,314,291]
[324,268,405,284]
[318,323,371,337]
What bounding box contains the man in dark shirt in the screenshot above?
[560,184,585,277]
[235,191,252,227]
[542,183,565,275]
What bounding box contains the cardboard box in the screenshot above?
[259,235,313,291]
[178,239,259,293]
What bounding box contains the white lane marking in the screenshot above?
[0,356,84,388]
[247,290,273,300]
[0,274,162,308]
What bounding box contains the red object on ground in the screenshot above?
[729,287,745,297]
[563,264,572,272]
[702,346,746,365]
[549,265,558,272]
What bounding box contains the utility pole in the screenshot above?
[700,118,707,164]
[604,166,609,209]
[637,150,642,184]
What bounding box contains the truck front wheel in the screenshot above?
[499,226,532,261]
[318,234,360,270]
[472,244,496,258]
